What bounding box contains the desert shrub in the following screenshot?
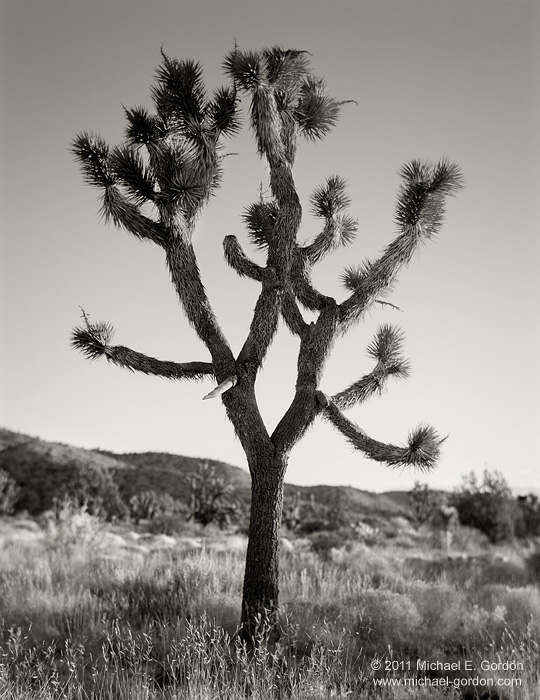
[41,497,104,552]
[188,462,240,528]
[447,524,490,553]
[293,490,351,536]
[61,460,127,519]
[451,470,517,543]
[351,521,384,547]
[479,558,529,587]
[403,552,530,592]
[481,585,540,633]
[146,513,189,536]
[308,530,348,559]
[296,513,346,535]
[1,452,126,520]
[514,494,540,538]
[298,518,336,535]
[407,580,495,653]
[129,489,185,524]
[353,589,421,653]
[0,469,20,515]
[525,550,540,583]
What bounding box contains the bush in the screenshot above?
[525,550,540,583]
[515,494,540,538]
[295,492,349,535]
[187,462,240,528]
[451,470,516,543]
[354,589,421,652]
[308,530,348,559]
[0,469,20,515]
[1,452,126,520]
[42,496,104,551]
[129,490,185,524]
[146,514,190,536]
[61,460,127,519]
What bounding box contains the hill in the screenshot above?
[103,449,253,508]
[0,427,409,520]
[0,427,126,515]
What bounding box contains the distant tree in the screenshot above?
[452,470,516,543]
[0,468,20,515]
[63,460,127,519]
[71,47,462,641]
[408,481,440,527]
[187,462,239,528]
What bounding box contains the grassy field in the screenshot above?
[0,509,539,699]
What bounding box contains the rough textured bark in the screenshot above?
[241,450,288,642]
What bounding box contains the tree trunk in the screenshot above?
[241,450,288,644]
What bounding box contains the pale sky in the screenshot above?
[1,0,539,493]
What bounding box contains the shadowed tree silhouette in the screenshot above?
[71,46,463,642]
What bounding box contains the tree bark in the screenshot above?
[240,449,288,643]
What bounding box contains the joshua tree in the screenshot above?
[408,481,440,528]
[71,47,463,641]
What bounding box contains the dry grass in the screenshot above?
[0,514,539,699]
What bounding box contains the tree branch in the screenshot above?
[302,175,357,264]
[101,186,169,247]
[223,236,263,281]
[226,48,304,371]
[331,372,388,410]
[281,289,309,337]
[71,133,168,248]
[302,215,357,264]
[166,235,235,377]
[71,320,214,380]
[237,268,281,368]
[290,248,334,312]
[272,302,340,453]
[321,399,444,470]
[339,159,463,329]
[331,324,410,409]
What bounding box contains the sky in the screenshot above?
[1,0,539,494]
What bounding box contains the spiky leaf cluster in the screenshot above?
[294,76,342,142]
[71,320,114,361]
[71,134,114,188]
[242,200,280,250]
[395,159,464,235]
[331,325,410,410]
[223,46,345,161]
[303,176,358,263]
[402,425,445,470]
[110,145,156,205]
[72,52,241,235]
[341,260,373,292]
[262,48,311,91]
[222,50,264,90]
[124,106,165,146]
[310,175,350,218]
[367,324,410,379]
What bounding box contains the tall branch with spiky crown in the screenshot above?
[71,46,463,644]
